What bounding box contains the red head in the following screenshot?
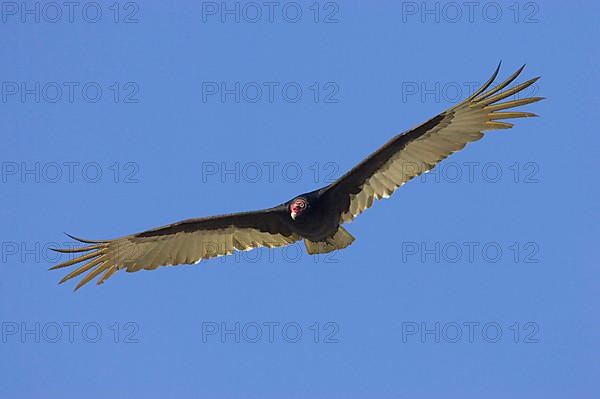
[290,197,308,220]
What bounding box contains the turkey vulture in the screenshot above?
[51,64,543,290]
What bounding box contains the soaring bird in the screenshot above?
[51,64,543,290]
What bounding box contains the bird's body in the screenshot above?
[286,189,338,241]
[50,64,543,290]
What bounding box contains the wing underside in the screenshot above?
[324,64,542,223]
[50,210,299,290]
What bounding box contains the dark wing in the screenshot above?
[50,206,299,290]
[321,64,543,223]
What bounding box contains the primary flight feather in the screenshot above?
[50,64,543,290]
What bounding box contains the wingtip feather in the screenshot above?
[64,232,107,244]
[49,244,103,254]
[49,251,101,270]
[74,264,109,291]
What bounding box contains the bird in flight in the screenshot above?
[51,64,542,290]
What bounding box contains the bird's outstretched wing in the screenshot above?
[50,207,299,290]
[321,64,543,223]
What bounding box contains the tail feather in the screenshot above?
[304,226,355,255]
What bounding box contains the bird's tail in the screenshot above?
[304,226,355,255]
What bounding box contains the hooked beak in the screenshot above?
[290,211,297,220]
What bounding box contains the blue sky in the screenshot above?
[1,1,598,398]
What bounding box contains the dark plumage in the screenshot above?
[50,64,543,290]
